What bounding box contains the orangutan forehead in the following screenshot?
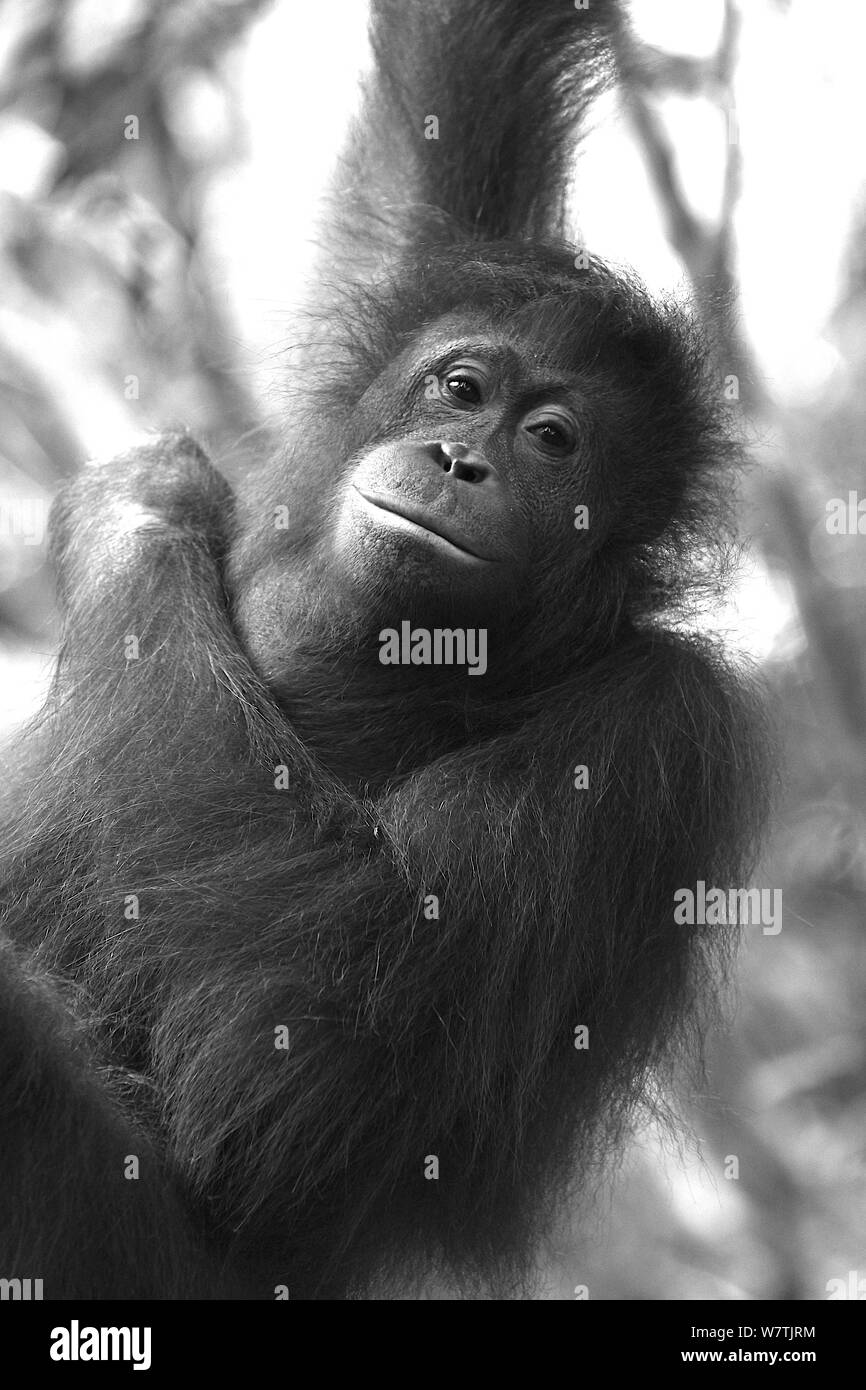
[402,310,583,382]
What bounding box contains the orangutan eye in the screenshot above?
[523,412,576,458]
[440,362,488,408]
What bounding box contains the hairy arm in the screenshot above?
[315,0,621,300]
[0,438,357,1295]
[0,938,238,1297]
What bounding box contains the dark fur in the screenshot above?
[0,0,768,1299]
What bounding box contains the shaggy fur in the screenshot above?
[0,0,767,1299]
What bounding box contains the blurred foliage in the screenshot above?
[0,0,864,1299]
[0,0,270,646]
